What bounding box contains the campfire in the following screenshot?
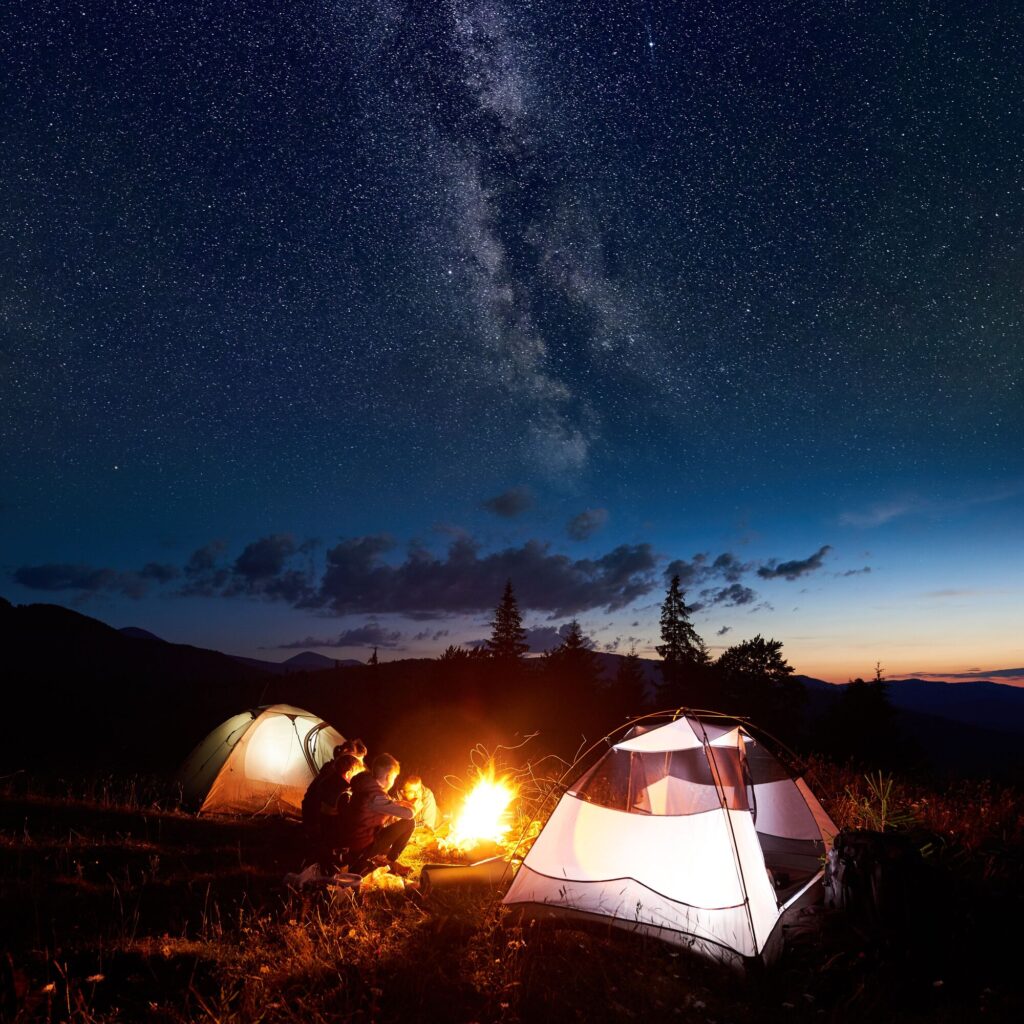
[439,764,518,858]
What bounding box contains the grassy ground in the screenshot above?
[1,768,1021,1023]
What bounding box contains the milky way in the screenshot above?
[2,1,1022,674]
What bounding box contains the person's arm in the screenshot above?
[366,790,414,820]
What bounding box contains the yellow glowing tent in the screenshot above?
[178,704,344,816]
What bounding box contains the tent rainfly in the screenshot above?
[178,704,344,817]
[502,715,837,966]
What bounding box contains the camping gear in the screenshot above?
[824,829,923,944]
[420,856,513,894]
[178,704,344,816]
[502,714,837,966]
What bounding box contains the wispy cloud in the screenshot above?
[841,481,1024,528]
[276,621,404,650]
[903,667,1024,685]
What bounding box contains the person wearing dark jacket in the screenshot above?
[340,753,415,876]
[302,752,362,870]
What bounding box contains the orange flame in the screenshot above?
[446,766,517,851]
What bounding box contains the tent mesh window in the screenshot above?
[574,747,750,816]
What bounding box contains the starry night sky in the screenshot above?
[3,0,1022,680]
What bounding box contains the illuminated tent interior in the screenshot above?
[503,716,837,966]
[178,704,344,816]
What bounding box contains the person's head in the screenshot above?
[337,738,367,765]
[371,752,401,790]
[399,775,423,803]
[333,752,361,782]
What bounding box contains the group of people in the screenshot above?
[301,737,439,878]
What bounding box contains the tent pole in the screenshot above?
[694,716,760,960]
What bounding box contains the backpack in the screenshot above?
[824,829,923,944]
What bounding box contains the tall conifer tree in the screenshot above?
[656,574,708,706]
[486,579,529,661]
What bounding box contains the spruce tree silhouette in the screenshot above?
[544,619,600,705]
[485,579,529,662]
[656,574,709,708]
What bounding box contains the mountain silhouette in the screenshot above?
[119,626,163,642]
[1,600,268,771]
[233,651,362,674]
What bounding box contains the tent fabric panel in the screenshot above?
[199,777,308,817]
[751,778,823,840]
[613,717,703,752]
[689,719,734,741]
[794,777,838,847]
[504,865,761,959]
[178,711,256,807]
[520,796,750,909]
[260,703,315,718]
[743,739,793,784]
[708,726,743,747]
[242,714,317,788]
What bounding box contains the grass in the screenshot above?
[1,764,1022,1023]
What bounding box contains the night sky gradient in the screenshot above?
[3,0,1022,680]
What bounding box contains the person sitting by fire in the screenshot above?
[302,750,363,870]
[393,774,439,831]
[338,752,416,876]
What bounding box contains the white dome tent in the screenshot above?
[178,704,344,817]
[503,713,836,966]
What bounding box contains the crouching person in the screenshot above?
[340,753,416,877]
[302,750,362,871]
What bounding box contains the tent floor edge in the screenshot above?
[502,901,749,972]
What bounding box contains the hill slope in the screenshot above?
[1,601,269,771]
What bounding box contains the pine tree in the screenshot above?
[656,574,708,707]
[368,646,379,666]
[548,619,598,673]
[657,575,708,665]
[486,580,529,662]
[544,619,600,705]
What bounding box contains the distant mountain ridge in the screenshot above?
[2,597,1021,776]
[117,626,359,674]
[233,651,363,674]
[795,674,1024,737]
[120,626,163,642]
